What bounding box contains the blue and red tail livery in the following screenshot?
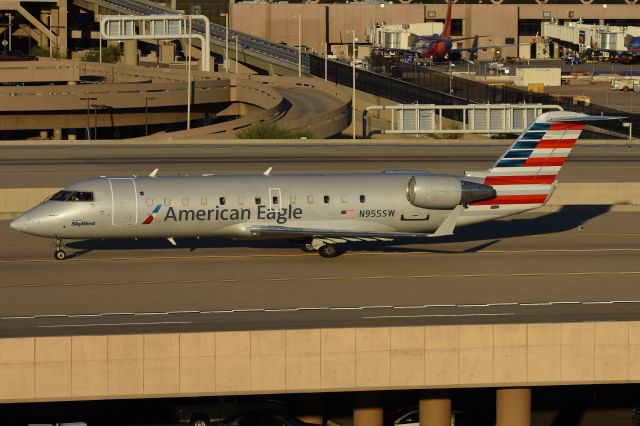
[466,111,621,210]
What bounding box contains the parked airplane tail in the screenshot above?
[465,111,621,210]
[443,0,453,39]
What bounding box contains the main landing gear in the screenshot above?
[298,239,341,258]
[53,238,67,260]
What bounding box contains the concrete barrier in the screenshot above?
[1,321,639,403]
[1,183,639,220]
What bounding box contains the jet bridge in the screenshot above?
[541,21,640,52]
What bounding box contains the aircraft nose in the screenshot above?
[9,215,26,231]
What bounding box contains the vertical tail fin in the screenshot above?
[465,111,621,210]
[443,0,453,39]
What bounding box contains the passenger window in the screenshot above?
[219,197,226,206]
[201,196,207,206]
[341,195,349,203]
[181,196,189,206]
[164,197,171,206]
[238,196,245,205]
[324,195,330,204]
[289,195,296,204]
[146,198,154,207]
[360,195,366,203]
[255,196,262,205]
[272,196,279,204]
[307,195,314,204]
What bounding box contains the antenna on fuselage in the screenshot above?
[149,168,159,177]
[263,167,273,176]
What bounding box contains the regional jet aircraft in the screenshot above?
[10,111,618,259]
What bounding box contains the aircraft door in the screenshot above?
[109,178,138,226]
[269,188,282,210]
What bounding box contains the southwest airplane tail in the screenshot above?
[10,111,621,259]
[442,0,453,39]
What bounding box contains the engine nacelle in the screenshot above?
[406,176,496,210]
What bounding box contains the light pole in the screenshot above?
[187,15,192,130]
[350,30,357,141]
[235,34,239,74]
[324,42,328,82]
[79,97,98,140]
[145,96,156,136]
[297,14,301,77]
[48,13,52,58]
[221,13,229,72]
[6,13,11,51]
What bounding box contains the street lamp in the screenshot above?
[79,97,98,140]
[220,13,229,72]
[324,42,328,82]
[350,30,357,141]
[299,14,302,77]
[5,13,12,51]
[187,15,192,130]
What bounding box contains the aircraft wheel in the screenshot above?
[300,242,316,253]
[318,244,338,258]
[54,250,67,260]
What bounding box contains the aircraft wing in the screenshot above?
[248,205,464,240]
[248,226,428,240]
[452,43,530,53]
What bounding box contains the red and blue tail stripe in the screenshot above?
[465,112,587,209]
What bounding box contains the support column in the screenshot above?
[353,392,383,426]
[296,394,323,425]
[123,40,138,66]
[52,128,62,140]
[496,388,531,426]
[419,390,451,426]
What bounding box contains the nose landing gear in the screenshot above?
[53,238,67,260]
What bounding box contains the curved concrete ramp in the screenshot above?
[0,61,350,140]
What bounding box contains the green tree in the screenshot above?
[81,45,122,63]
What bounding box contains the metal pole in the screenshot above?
[324,42,327,82]
[99,32,102,63]
[187,16,192,130]
[352,30,356,141]
[235,34,238,74]
[49,14,52,58]
[221,13,229,72]
[298,14,302,77]
[93,104,98,140]
[86,98,90,140]
[8,13,11,51]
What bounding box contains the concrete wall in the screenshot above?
[2,183,639,219]
[2,322,640,403]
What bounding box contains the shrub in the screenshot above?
[81,45,122,63]
[237,121,313,139]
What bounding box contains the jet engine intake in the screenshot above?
[407,176,496,210]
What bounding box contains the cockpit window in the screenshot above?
[49,191,94,202]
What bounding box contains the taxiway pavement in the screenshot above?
[1,208,639,337]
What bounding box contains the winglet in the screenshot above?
[428,205,464,238]
[263,167,273,176]
[167,237,176,246]
[149,168,159,177]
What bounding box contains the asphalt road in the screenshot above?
[275,87,344,122]
[2,206,640,337]
[0,143,639,188]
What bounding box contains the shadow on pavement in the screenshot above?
[66,205,611,257]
